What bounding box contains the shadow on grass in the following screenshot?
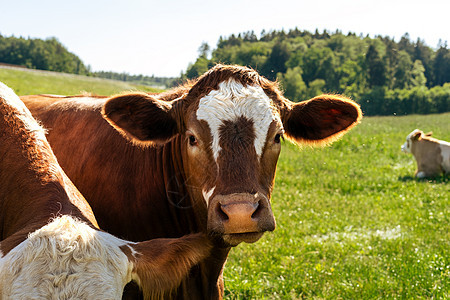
[398,174,449,184]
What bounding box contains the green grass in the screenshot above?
[0,66,162,95]
[225,113,449,299]
[1,67,448,298]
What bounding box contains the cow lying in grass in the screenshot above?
[0,82,211,299]
[401,129,450,178]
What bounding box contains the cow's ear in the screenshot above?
[412,130,423,140]
[425,131,433,137]
[102,93,183,145]
[123,233,212,298]
[281,94,362,145]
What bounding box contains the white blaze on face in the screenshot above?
[202,187,216,206]
[196,79,280,161]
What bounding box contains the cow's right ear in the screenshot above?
[102,93,183,145]
[122,233,212,299]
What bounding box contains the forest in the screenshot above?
[185,29,449,115]
[1,31,448,115]
[0,35,173,88]
[0,35,89,75]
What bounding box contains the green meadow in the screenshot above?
[1,67,448,299]
[225,113,449,299]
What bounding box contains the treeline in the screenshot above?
[185,29,450,115]
[0,35,90,75]
[0,35,174,88]
[92,71,176,88]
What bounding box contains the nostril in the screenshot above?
[217,204,229,221]
[251,201,262,219]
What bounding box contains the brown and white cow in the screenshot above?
[401,129,450,178]
[0,82,211,299]
[22,64,362,299]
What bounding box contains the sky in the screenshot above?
[1,0,449,77]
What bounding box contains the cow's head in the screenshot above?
[401,129,432,154]
[102,64,362,246]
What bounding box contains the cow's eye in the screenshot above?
[188,135,198,146]
[274,134,282,144]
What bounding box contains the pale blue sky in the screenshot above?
[1,0,448,77]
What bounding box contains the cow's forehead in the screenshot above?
[196,79,281,160]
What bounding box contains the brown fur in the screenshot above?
[407,130,449,177]
[1,84,211,299]
[22,64,362,299]
[124,234,212,300]
[0,90,98,256]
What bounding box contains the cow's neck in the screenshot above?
[0,141,91,250]
[121,135,231,299]
[128,134,209,238]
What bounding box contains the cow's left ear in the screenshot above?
[280,94,362,145]
[102,93,183,145]
[411,130,423,140]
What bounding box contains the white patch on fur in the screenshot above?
[0,216,133,299]
[416,171,426,179]
[0,82,46,141]
[126,244,141,258]
[202,187,216,206]
[196,79,280,161]
[401,141,409,153]
[402,129,421,153]
[439,143,450,173]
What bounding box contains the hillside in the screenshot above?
[0,35,89,75]
[0,66,162,96]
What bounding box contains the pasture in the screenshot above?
[225,113,449,299]
[1,67,448,299]
[0,66,162,95]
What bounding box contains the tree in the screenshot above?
[185,56,210,79]
[262,40,290,80]
[393,51,413,89]
[433,46,450,86]
[278,67,307,101]
[414,38,434,86]
[365,44,387,87]
[198,42,211,59]
[410,60,427,87]
[307,79,326,98]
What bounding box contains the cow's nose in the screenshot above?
[218,201,260,233]
[208,192,275,235]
